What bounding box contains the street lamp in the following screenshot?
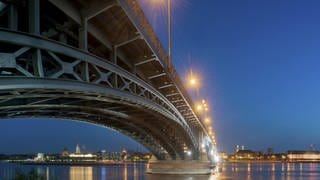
[204,117,211,124]
[195,103,203,112]
[167,0,172,62]
[149,0,172,63]
[187,71,200,89]
[149,0,172,68]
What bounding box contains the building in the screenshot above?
[68,145,97,160]
[34,153,45,161]
[267,148,273,155]
[76,144,81,154]
[219,151,228,161]
[236,145,240,153]
[287,151,320,162]
[121,148,127,161]
[61,147,69,157]
[234,150,257,160]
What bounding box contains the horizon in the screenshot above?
[1,0,320,155]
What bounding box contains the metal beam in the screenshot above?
[165,92,179,97]
[28,0,40,34]
[8,4,17,30]
[0,77,181,126]
[0,30,190,129]
[26,97,57,105]
[148,72,166,80]
[83,0,117,20]
[0,104,130,119]
[171,99,184,103]
[158,84,174,90]
[134,57,156,66]
[115,34,141,48]
[49,0,81,23]
[176,104,188,108]
[32,49,44,77]
[48,0,137,73]
[79,18,88,51]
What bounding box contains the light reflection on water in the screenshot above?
[1,162,320,179]
[69,166,93,180]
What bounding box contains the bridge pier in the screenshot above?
[146,159,212,175]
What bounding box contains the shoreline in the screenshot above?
[225,160,320,163]
[9,161,147,166]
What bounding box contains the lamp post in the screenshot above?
[167,0,172,63]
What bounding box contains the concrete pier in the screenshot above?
[146,160,212,174]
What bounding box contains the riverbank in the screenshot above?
[11,160,146,166]
[226,160,320,163]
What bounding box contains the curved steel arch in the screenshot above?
[0,78,193,159]
[0,29,196,146]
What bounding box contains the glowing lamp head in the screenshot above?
[186,71,200,89]
[190,78,197,85]
[196,104,203,112]
[187,151,192,156]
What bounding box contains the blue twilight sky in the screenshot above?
[1,0,320,154]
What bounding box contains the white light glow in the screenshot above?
[187,151,192,156]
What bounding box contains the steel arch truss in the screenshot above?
[0,30,198,160]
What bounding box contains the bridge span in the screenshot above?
[0,0,217,174]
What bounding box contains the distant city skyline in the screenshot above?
[1,0,320,154]
[0,118,147,154]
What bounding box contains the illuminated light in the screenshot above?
[188,76,198,88]
[190,78,196,85]
[204,117,210,123]
[214,154,220,163]
[186,70,200,89]
[187,151,192,156]
[208,127,212,130]
[196,104,203,112]
[204,107,209,111]
[202,99,206,104]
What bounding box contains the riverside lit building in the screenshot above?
[287,151,320,162]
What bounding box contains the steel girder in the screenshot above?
[0,29,198,159]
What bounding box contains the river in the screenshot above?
[1,161,320,179]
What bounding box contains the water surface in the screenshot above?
[1,161,320,179]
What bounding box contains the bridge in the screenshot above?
[0,0,217,174]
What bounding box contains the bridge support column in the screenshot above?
[146,159,212,175]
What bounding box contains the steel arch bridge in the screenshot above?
[0,0,216,161]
